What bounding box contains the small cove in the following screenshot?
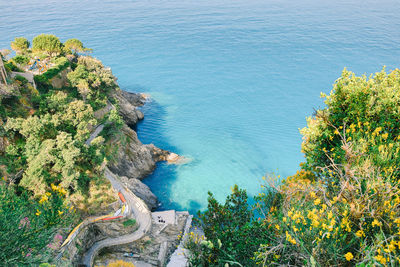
[1,0,399,212]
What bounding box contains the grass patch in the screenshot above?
[123,219,136,227]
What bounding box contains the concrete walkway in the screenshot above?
[81,168,152,267]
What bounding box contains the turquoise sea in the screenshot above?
[1,0,399,213]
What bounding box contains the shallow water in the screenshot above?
[1,0,399,213]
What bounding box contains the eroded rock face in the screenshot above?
[113,90,145,127]
[108,125,156,180]
[107,90,184,209]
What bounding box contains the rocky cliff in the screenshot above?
[106,89,171,211]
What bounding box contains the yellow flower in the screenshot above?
[321,204,327,212]
[326,233,331,239]
[282,217,287,223]
[36,209,41,216]
[327,211,333,220]
[345,252,354,261]
[355,230,365,238]
[39,194,48,204]
[58,210,64,216]
[285,231,296,245]
[51,183,57,191]
[314,198,321,206]
[372,219,382,227]
[382,132,389,139]
[58,187,67,196]
[375,255,387,265]
[275,224,280,230]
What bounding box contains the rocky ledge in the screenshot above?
[107,89,180,210]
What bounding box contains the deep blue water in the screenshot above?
[1,0,399,213]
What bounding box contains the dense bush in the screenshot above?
[13,55,30,66]
[5,91,99,196]
[4,61,23,72]
[187,185,272,266]
[14,74,29,85]
[0,183,74,265]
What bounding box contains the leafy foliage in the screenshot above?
[11,37,30,54]
[0,183,74,265]
[64,38,88,54]
[191,185,272,266]
[32,34,63,56]
[5,91,99,196]
[13,55,30,66]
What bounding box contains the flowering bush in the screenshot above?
[0,183,74,265]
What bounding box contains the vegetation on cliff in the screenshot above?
[190,68,400,266]
[0,34,124,264]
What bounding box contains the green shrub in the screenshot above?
[4,61,23,72]
[13,55,30,66]
[14,74,28,84]
[0,183,75,265]
[122,219,136,227]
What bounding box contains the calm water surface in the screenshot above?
[1,0,399,212]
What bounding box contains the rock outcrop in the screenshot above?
[113,89,145,126]
[107,125,156,180]
[106,89,179,210]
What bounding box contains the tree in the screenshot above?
[32,34,63,57]
[11,37,30,54]
[64,38,85,54]
[192,185,271,266]
[5,92,97,195]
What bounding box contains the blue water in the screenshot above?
[1,0,400,213]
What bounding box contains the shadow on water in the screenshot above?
[133,96,202,214]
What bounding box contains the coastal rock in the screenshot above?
[113,89,146,126]
[107,125,156,180]
[120,176,158,210]
[151,146,187,165]
[121,90,147,106]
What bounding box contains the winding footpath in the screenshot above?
[82,167,152,267]
[59,122,152,266]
